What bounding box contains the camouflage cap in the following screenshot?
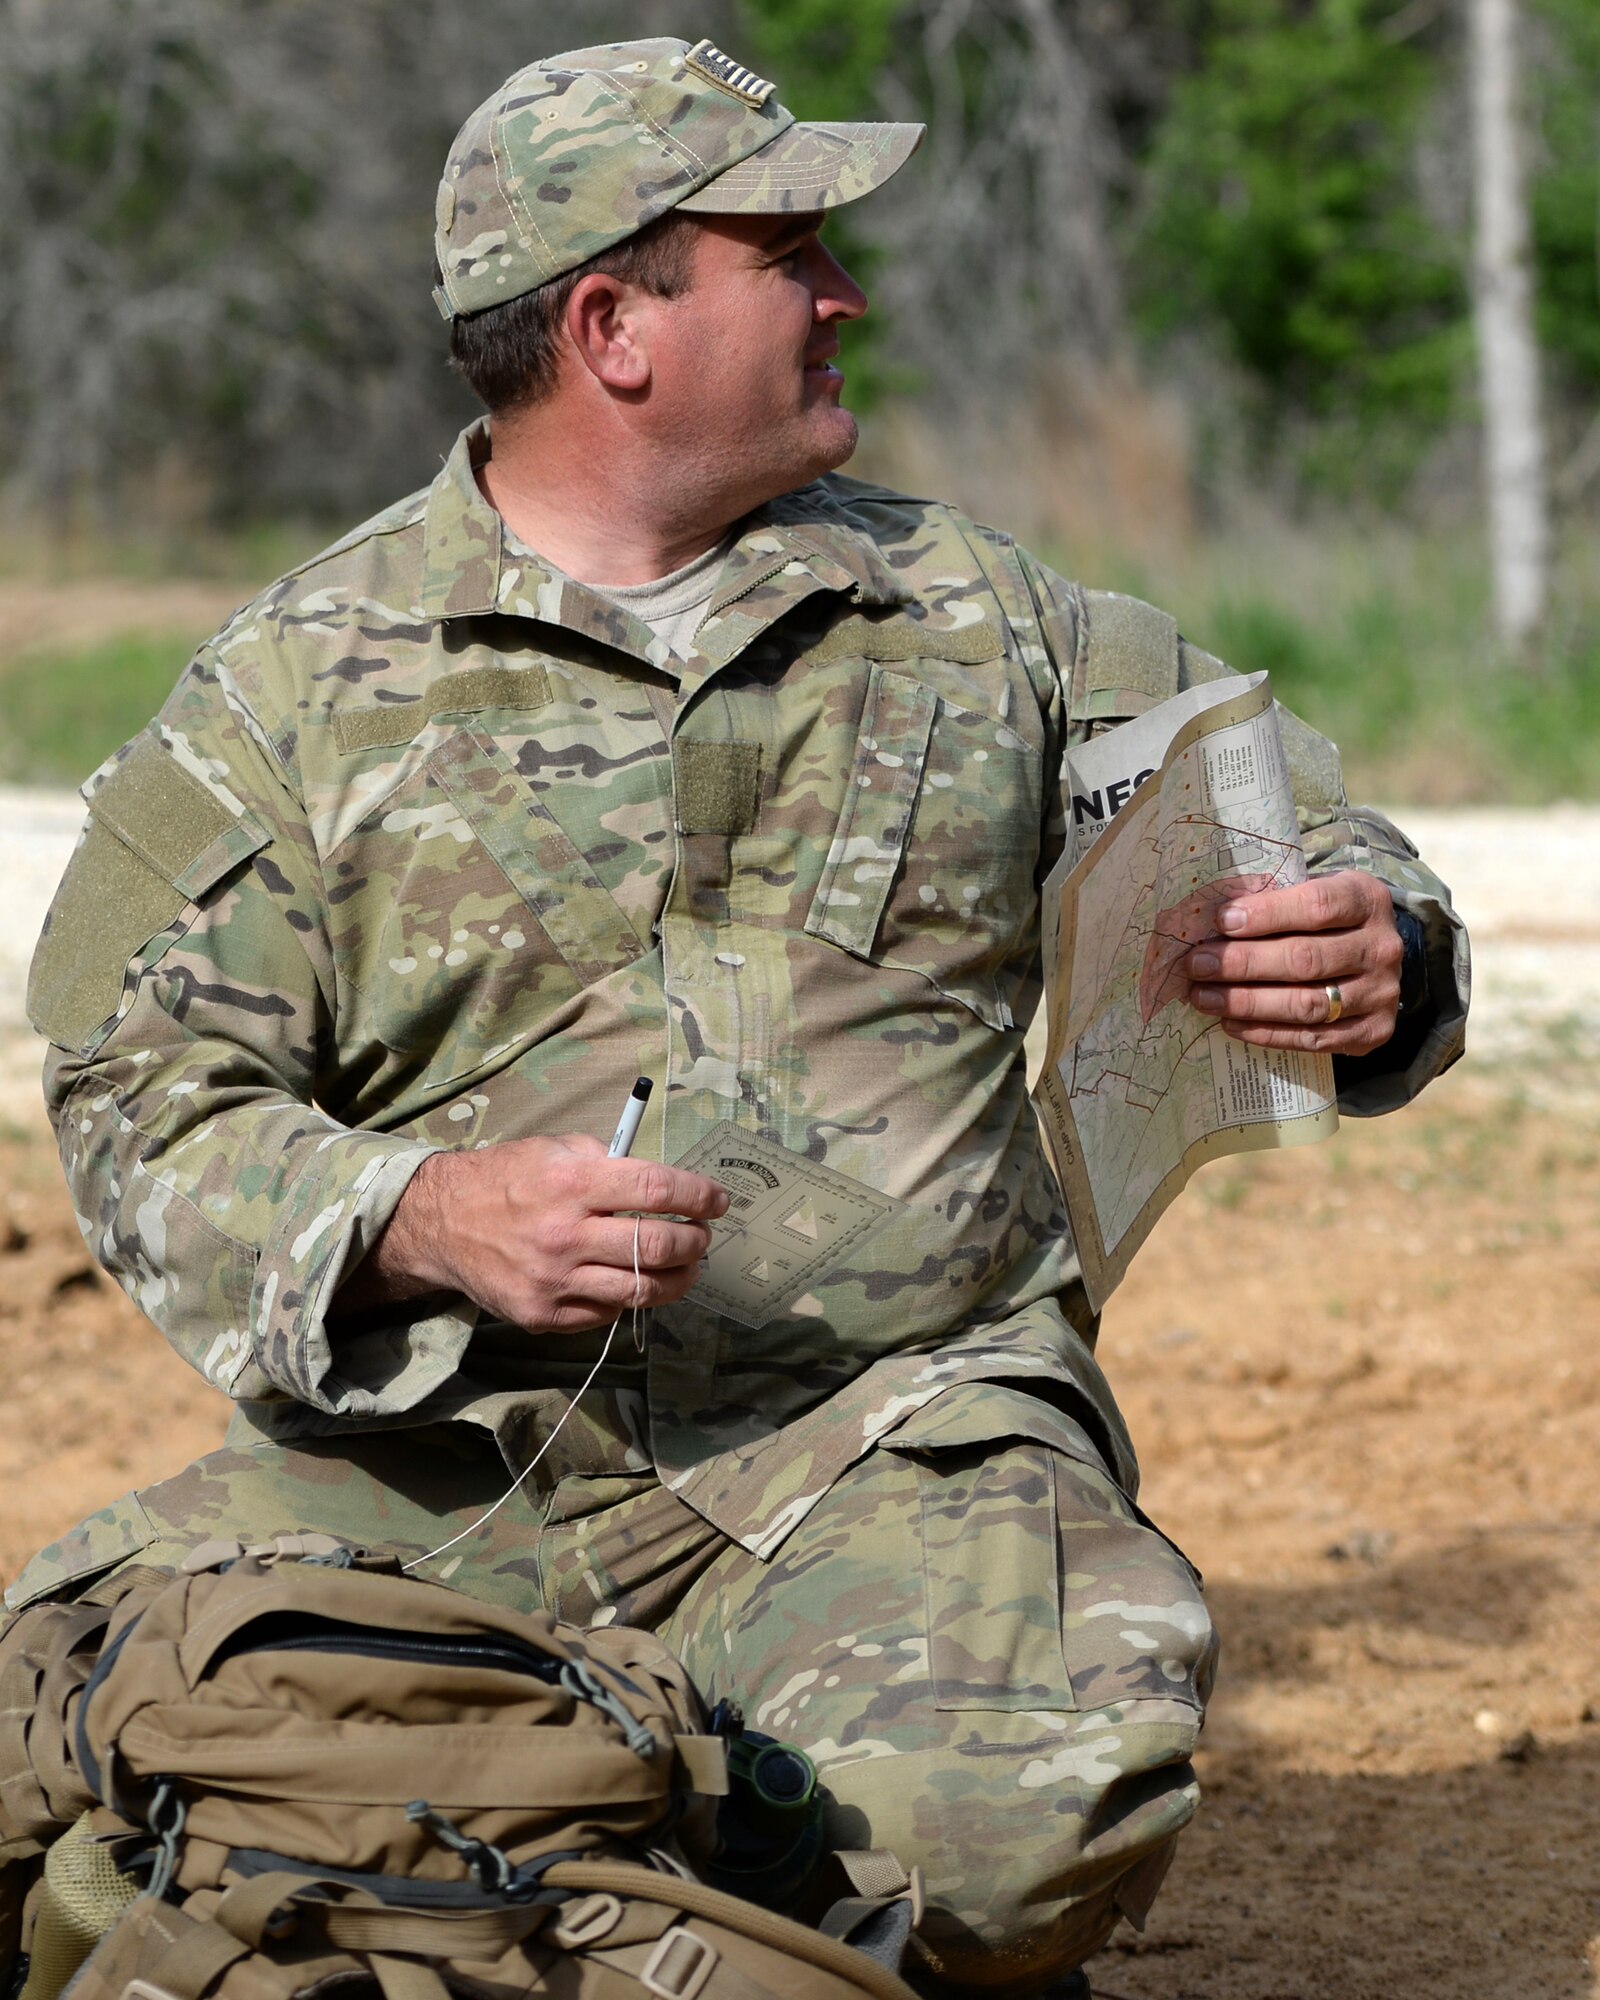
[433,36,924,319]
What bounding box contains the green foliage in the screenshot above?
[1529,0,1600,394]
[1133,0,1467,478]
[1222,584,1600,802]
[0,635,190,787]
[1080,523,1600,804]
[736,0,903,118]
[13,30,320,345]
[736,0,913,408]
[0,7,376,520]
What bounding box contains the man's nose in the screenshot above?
[812,242,868,323]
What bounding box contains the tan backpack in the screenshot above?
[1,1540,920,2000]
[0,1563,156,1981]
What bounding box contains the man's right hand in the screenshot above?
[345,1134,729,1333]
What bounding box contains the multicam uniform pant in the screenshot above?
[7,1388,1216,1996]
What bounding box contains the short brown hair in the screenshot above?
[446,211,699,414]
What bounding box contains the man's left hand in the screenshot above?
[1184,870,1402,1056]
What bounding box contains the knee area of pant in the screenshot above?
[904,1835,1182,2000]
[820,1724,1200,1983]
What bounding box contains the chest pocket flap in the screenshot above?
[807,665,938,959]
[428,729,651,988]
[804,653,1042,1033]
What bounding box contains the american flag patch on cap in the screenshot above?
[684,39,777,105]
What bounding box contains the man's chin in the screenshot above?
[731,412,862,516]
[811,407,859,474]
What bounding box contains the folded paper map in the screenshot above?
[1035,672,1337,1310]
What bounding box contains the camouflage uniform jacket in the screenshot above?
[28,422,1468,1559]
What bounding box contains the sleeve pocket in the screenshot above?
[26,732,270,1056]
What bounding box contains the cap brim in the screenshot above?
[676,120,924,216]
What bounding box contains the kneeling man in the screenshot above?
[18,36,1465,1996]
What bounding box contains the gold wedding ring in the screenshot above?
[1324,983,1344,1025]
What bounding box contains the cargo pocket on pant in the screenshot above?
[886,1383,1107,1715]
[887,1381,1214,1718]
[916,1439,1077,1713]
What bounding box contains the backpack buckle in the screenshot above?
[545,1892,623,1949]
[641,1927,719,2000]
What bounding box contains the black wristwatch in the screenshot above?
[1393,908,1429,1020]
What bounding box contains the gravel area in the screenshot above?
[1398,805,1600,1069]
[1,787,1595,1120]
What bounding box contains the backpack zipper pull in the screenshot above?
[144,1777,187,1901]
[558,1660,658,1759]
[405,1800,519,1896]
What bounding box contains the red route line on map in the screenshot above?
[1067,814,1302,1031]
[1060,812,1303,1114]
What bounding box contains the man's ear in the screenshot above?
[564,272,653,393]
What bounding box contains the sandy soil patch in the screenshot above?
[1092,1064,1600,2000]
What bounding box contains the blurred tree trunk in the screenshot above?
[1470,0,1549,648]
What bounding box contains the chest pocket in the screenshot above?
[331,727,652,1078]
[804,659,1042,1033]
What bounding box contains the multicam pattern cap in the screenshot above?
[433,36,924,319]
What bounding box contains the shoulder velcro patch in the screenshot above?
[334,664,553,754]
[27,733,269,1054]
[1080,590,1179,722]
[85,733,252,895]
[1275,703,1347,813]
[802,613,1003,670]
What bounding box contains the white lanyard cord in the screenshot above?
[400,1214,644,1573]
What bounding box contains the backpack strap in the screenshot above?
[820,1850,918,1905]
[541,1859,920,2000]
[1078,590,1180,726]
[321,1897,552,1958]
[0,1603,114,1852]
[142,1913,256,2000]
[368,1955,451,2000]
[815,1850,924,1974]
[144,1871,523,2000]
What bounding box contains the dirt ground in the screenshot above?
[1,1055,1596,1999]
[0,579,250,671]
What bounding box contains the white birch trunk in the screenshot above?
[1470,0,1550,647]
